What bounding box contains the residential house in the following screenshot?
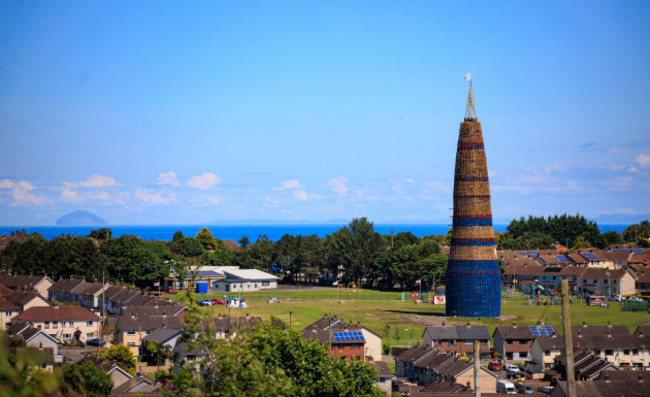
[531,335,565,370]
[78,355,133,389]
[421,325,491,359]
[492,323,559,362]
[413,350,455,384]
[140,327,183,370]
[434,357,498,393]
[112,376,159,394]
[11,305,99,343]
[115,314,183,356]
[0,234,26,249]
[554,349,620,380]
[7,322,60,356]
[549,379,650,397]
[5,290,51,312]
[577,268,634,296]
[302,326,367,362]
[173,342,211,374]
[302,315,383,361]
[0,297,19,329]
[72,282,108,309]
[0,274,54,298]
[371,361,393,394]
[48,277,85,303]
[395,346,436,379]
[634,272,650,294]
[210,315,263,339]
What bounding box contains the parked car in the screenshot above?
[496,380,517,394]
[488,361,502,371]
[86,338,105,347]
[541,385,554,394]
[198,300,215,306]
[210,299,226,305]
[518,384,534,394]
[628,296,644,303]
[608,295,623,301]
[506,369,521,378]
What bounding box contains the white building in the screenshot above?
[210,268,279,292]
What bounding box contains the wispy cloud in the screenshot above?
[135,189,177,205]
[64,174,119,188]
[187,172,221,189]
[274,179,301,190]
[635,154,650,168]
[0,179,49,206]
[326,176,349,195]
[156,171,180,186]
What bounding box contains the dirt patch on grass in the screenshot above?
[401,313,517,327]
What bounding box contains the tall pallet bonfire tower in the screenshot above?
[445,76,501,317]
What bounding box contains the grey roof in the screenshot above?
[534,335,565,350]
[49,278,85,292]
[423,326,460,340]
[371,361,393,377]
[116,315,183,331]
[571,324,630,337]
[456,326,490,340]
[423,325,489,341]
[141,328,183,344]
[395,345,434,363]
[73,282,106,296]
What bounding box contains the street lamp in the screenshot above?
[289,311,292,328]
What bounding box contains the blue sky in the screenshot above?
[1,1,649,226]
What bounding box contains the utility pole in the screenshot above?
[473,339,481,397]
[561,279,576,397]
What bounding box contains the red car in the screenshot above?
[487,362,502,371]
[210,299,226,305]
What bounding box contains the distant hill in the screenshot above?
[56,210,107,226]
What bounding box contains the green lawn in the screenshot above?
[168,288,650,347]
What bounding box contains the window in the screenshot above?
[53,321,58,329]
[449,340,456,345]
[624,349,630,355]
[4,311,12,316]
[146,330,152,335]
[544,351,550,356]
[465,340,473,345]
[69,321,74,327]
[507,340,513,345]
[86,321,93,327]
[604,279,608,284]
[262,281,270,287]
[44,322,50,329]
[86,333,93,338]
[63,333,71,339]
[351,344,360,349]
[435,340,440,345]
[633,349,639,355]
[127,342,136,346]
[127,330,136,335]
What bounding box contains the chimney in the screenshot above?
[246,312,250,320]
[578,329,582,337]
[513,321,517,328]
[467,322,471,327]
[466,381,471,389]
[640,329,644,337]
[639,374,643,383]
[608,320,612,327]
[162,319,166,328]
[605,374,610,382]
[357,320,360,327]
[442,321,446,326]
[576,340,580,348]
[607,329,612,338]
[583,319,587,327]
[131,312,136,319]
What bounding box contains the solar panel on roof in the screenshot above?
[332,331,365,342]
[634,249,644,254]
[612,249,630,253]
[527,251,539,257]
[582,253,598,260]
[519,251,526,256]
[529,326,555,337]
[556,256,569,263]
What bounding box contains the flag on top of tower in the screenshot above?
[464,73,471,80]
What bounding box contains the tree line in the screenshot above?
[1,216,647,289]
[496,214,649,250]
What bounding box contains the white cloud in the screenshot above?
[404,178,415,184]
[156,171,180,186]
[187,172,221,189]
[274,179,301,190]
[628,166,638,172]
[135,189,177,205]
[60,189,125,205]
[326,176,349,195]
[607,146,625,154]
[0,179,15,189]
[64,174,119,188]
[61,189,81,203]
[635,154,650,168]
[5,180,48,206]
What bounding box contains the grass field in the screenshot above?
[168,288,650,346]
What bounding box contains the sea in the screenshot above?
[0,224,629,242]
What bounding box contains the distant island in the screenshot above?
[56,210,107,226]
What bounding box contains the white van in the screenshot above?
[497,380,517,394]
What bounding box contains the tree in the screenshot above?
[87,228,112,240]
[571,236,591,250]
[329,218,383,285]
[172,231,185,242]
[238,235,250,248]
[622,221,650,243]
[603,230,623,246]
[62,361,113,397]
[104,345,136,376]
[196,228,219,251]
